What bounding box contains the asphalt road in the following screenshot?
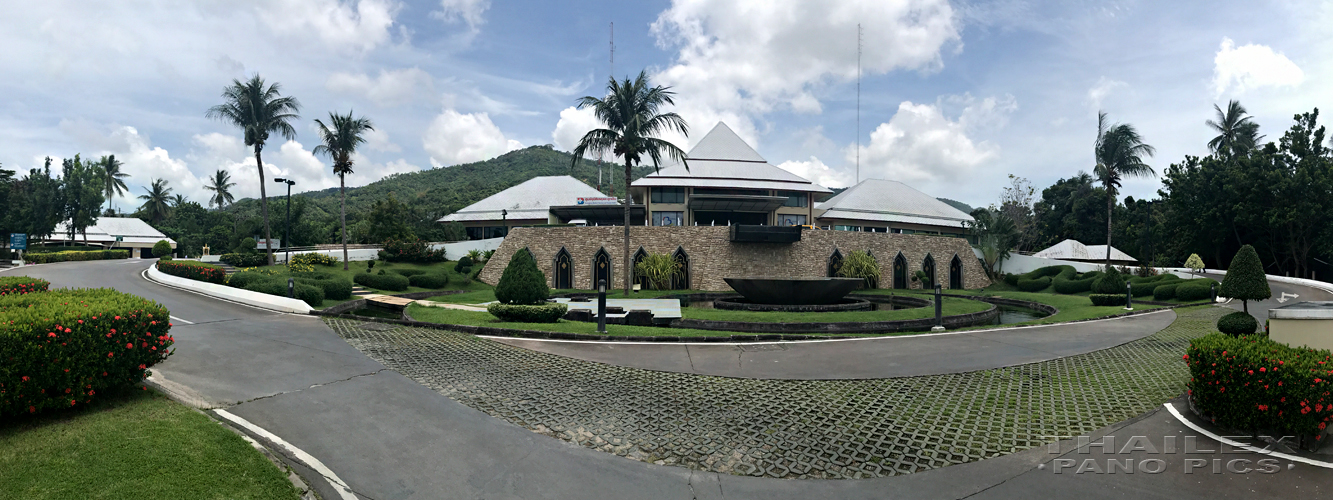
[1201,272,1333,325]
[6,260,1329,500]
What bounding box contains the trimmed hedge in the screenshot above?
[354,272,410,292]
[1089,294,1125,306]
[393,269,427,277]
[1002,273,1019,287]
[291,253,339,267]
[0,276,50,296]
[220,253,267,268]
[1017,276,1052,292]
[293,275,353,300]
[1177,283,1212,301]
[1186,333,1333,439]
[0,289,174,417]
[408,274,449,289]
[1153,283,1179,300]
[225,271,273,290]
[243,279,324,307]
[1053,274,1098,294]
[156,261,226,284]
[1217,311,1258,336]
[24,250,129,264]
[486,303,567,323]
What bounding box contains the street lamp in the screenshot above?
[501,209,508,238]
[274,178,295,264]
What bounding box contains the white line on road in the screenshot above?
[169,315,195,325]
[213,409,359,500]
[1163,403,1333,469]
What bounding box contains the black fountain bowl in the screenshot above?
[713,297,873,312]
[723,277,867,306]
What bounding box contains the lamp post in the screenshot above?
[1126,282,1133,310]
[597,279,607,333]
[501,209,508,238]
[931,283,944,332]
[274,178,295,264]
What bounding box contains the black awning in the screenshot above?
[729,225,802,243]
[688,195,788,212]
[549,204,646,225]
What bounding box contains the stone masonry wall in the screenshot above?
[478,226,991,291]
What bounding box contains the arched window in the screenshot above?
[671,247,690,290]
[592,248,612,290]
[893,253,908,289]
[632,248,649,289]
[553,248,573,289]
[922,254,936,289]
[827,249,844,277]
[950,254,964,289]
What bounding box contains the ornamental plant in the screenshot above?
[291,252,339,267]
[220,253,267,268]
[24,250,129,264]
[152,240,173,259]
[634,253,679,290]
[838,250,880,289]
[1185,253,1205,278]
[1186,333,1333,444]
[0,288,174,417]
[0,276,50,296]
[494,249,548,305]
[1093,265,1126,294]
[379,238,445,263]
[155,261,226,284]
[1219,245,1271,314]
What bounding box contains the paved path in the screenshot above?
[7,260,1329,499]
[1201,272,1333,324]
[487,311,1176,379]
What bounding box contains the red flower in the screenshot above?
[1321,422,1328,430]
[107,352,114,357]
[21,376,29,382]
[1257,404,1268,411]
[126,343,133,349]
[1183,354,1189,360]
[1302,407,1312,414]
[1260,367,1266,372]
[47,332,56,337]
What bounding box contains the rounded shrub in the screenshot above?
[1017,276,1052,292]
[486,303,567,323]
[233,237,257,254]
[1176,283,1212,301]
[1130,282,1159,297]
[1216,311,1258,336]
[1093,267,1127,294]
[408,273,449,289]
[1153,283,1179,300]
[1219,244,1271,311]
[294,276,353,300]
[220,253,268,268]
[1089,294,1125,306]
[243,279,324,307]
[226,271,270,289]
[454,256,474,275]
[152,240,173,259]
[353,272,409,292]
[494,250,549,305]
[1002,273,1019,287]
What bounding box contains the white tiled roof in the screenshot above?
[632,122,832,193]
[438,176,610,223]
[1033,239,1138,263]
[815,179,974,228]
[50,217,174,244]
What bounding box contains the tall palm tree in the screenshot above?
[98,155,129,214]
[206,74,301,265]
[571,70,689,296]
[1093,111,1156,268]
[204,169,237,209]
[313,110,374,271]
[138,178,173,224]
[1206,100,1262,156]
[172,194,188,207]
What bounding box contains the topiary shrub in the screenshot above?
[1093,266,1126,294]
[243,279,325,307]
[1017,276,1052,292]
[1176,283,1212,301]
[156,261,226,284]
[220,253,268,268]
[1153,283,1179,300]
[453,256,474,275]
[1219,245,1271,314]
[1053,275,1096,294]
[233,237,257,254]
[408,274,449,289]
[0,276,50,296]
[0,289,174,418]
[225,271,272,290]
[486,303,567,323]
[1131,282,1160,297]
[353,272,409,292]
[1186,333,1333,439]
[294,276,353,300]
[1089,294,1125,306]
[1217,311,1258,336]
[494,250,549,305]
[393,269,427,277]
[1002,273,1019,287]
[152,240,173,259]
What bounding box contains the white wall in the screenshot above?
[273,248,380,264]
[432,237,504,259]
[973,248,1105,275]
[146,265,312,314]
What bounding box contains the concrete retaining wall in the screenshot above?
[146,265,313,314]
[431,238,504,258]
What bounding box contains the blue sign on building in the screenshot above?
[9,233,26,250]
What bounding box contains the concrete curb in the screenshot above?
[145,264,313,314]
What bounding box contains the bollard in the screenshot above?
[931,283,944,332]
[597,279,607,334]
[1211,282,1217,302]
[288,278,295,298]
[1126,282,1133,310]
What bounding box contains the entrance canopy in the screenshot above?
[687,194,788,213]
[549,204,646,226]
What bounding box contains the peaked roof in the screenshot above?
[815,179,974,228]
[631,122,831,193]
[438,175,610,222]
[1033,239,1138,263]
[49,217,174,245]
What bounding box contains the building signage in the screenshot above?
[256,238,280,250]
[9,233,26,250]
[577,197,618,205]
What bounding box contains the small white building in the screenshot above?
[47,217,176,258]
[814,179,975,236]
[438,175,642,240]
[1033,239,1138,265]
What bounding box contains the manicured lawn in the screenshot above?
[237,260,494,308]
[407,304,739,337]
[0,389,299,500]
[897,288,1171,326]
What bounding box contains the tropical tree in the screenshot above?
[313,110,374,270]
[571,70,689,295]
[172,194,188,207]
[61,155,106,244]
[138,178,173,224]
[966,208,1019,280]
[1206,100,1262,156]
[1184,253,1205,278]
[98,155,129,214]
[206,75,301,265]
[204,169,236,209]
[1093,111,1156,267]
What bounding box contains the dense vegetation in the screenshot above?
[1187,334,1333,439]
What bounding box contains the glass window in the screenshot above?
[466,227,485,240]
[652,211,684,226]
[692,187,764,196]
[778,191,807,207]
[833,225,861,232]
[484,226,509,239]
[865,226,887,233]
[650,187,685,204]
[777,214,807,226]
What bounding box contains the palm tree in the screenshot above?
[172,194,188,207]
[98,155,129,214]
[138,178,173,224]
[313,110,374,271]
[204,169,236,209]
[1093,111,1156,267]
[1206,100,1262,156]
[571,70,689,296]
[206,75,301,265]
[966,208,1019,280]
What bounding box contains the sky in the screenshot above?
[1,0,1329,211]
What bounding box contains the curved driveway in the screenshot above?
[7,260,1326,499]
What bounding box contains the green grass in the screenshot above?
[407,304,739,337]
[0,389,299,500]
[899,288,1170,326]
[236,260,493,308]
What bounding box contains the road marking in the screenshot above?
[169,315,195,325]
[213,409,359,500]
[1278,292,1299,303]
[1163,403,1333,469]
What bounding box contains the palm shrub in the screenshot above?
[466,249,484,263]
[635,253,679,290]
[838,250,880,289]
[0,277,50,296]
[494,250,548,305]
[152,240,173,259]
[1219,245,1271,314]
[1217,312,1258,336]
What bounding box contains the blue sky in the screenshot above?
[0,0,1328,210]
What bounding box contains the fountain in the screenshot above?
[717,277,871,312]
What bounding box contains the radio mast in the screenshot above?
[856,23,862,185]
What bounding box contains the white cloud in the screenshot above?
[1211,37,1304,97]
[776,156,853,189]
[422,109,521,166]
[1087,77,1127,109]
[362,127,401,153]
[60,122,204,208]
[851,99,1005,186]
[326,67,434,107]
[433,0,491,30]
[551,106,601,154]
[257,0,400,53]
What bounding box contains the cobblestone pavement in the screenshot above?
[325,306,1226,479]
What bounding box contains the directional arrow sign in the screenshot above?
[1277,292,1299,303]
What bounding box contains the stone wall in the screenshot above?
[479,226,991,291]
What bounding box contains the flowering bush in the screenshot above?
[0,288,174,417]
[379,238,446,263]
[0,276,50,296]
[291,252,339,267]
[24,250,129,264]
[1186,333,1333,440]
[156,261,226,284]
[285,261,315,274]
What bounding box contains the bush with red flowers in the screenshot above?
[1186,333,1333,443]
[378,238,446,263]
[0,276,50,296]
[156,260,227,285]
[0,288,174,418]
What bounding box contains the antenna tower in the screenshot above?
[856,24,862,185]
